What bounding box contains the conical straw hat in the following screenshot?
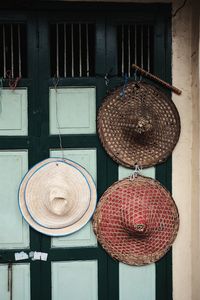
[19,158,97,236]
[98,81,180,168]
[93,175,179,265]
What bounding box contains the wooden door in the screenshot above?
[0,4,172,300]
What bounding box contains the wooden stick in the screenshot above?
[132,64,182,95]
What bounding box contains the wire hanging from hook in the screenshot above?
[53,75,65,160]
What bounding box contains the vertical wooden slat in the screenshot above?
[141,24,144,68]
[11,24,14,78]
[64,23,66,78]
[147,25,150,72]
[79,24,82,77]
[128,25,131,77]
[121,25,124,75]
[86,24,89,77]
[134,24,137,66]
[71,24,74,77]
[18,24,22,77]
[3,24,6,78]
[56,24,59,78]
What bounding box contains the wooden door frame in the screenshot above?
[0,4,172,300]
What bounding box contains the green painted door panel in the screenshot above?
[0,151,29,249]
[119,166,155,180]
[52,260,98,300]
[50,148,97,182]
[119,264,155,300]
[0,264,30,300]
[49,87,96,135]
[0,89,28,136]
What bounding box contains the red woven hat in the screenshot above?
[93,176,179,265]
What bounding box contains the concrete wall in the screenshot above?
[172,0,199,299]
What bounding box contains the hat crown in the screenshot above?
[121,205,149,237]
[134,115,153,134]
[49,185,72,216]
[124,217,149,237]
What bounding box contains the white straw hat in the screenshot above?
[19,158,97,236]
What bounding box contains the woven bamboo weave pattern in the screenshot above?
[93,176,179,265]
[98,81,180,168]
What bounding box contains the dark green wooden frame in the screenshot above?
[0,4,172,300]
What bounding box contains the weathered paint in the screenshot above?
[0,89,28,136]
[49,87,96,134]
[0,264,30,300]
[0,151,29,249]
[52,260,98,300]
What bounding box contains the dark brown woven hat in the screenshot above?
[93,175,179,265]
[97,81,180,168]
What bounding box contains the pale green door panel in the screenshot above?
[118,166,155,180]
[50,149,97,248]
[119,264,155,300]
[51,222,96,248]
[50,148,97,182]
[49,87,96,135]
[52,260,98,300]
[0,264,30,300]
[118,166,156,300]
[0,89,28,136]
[0,151,29,249]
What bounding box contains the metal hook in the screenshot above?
[129,163,142,180]
[104,73,109,87]
[53,75,60,92]
[120,73,128,97]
